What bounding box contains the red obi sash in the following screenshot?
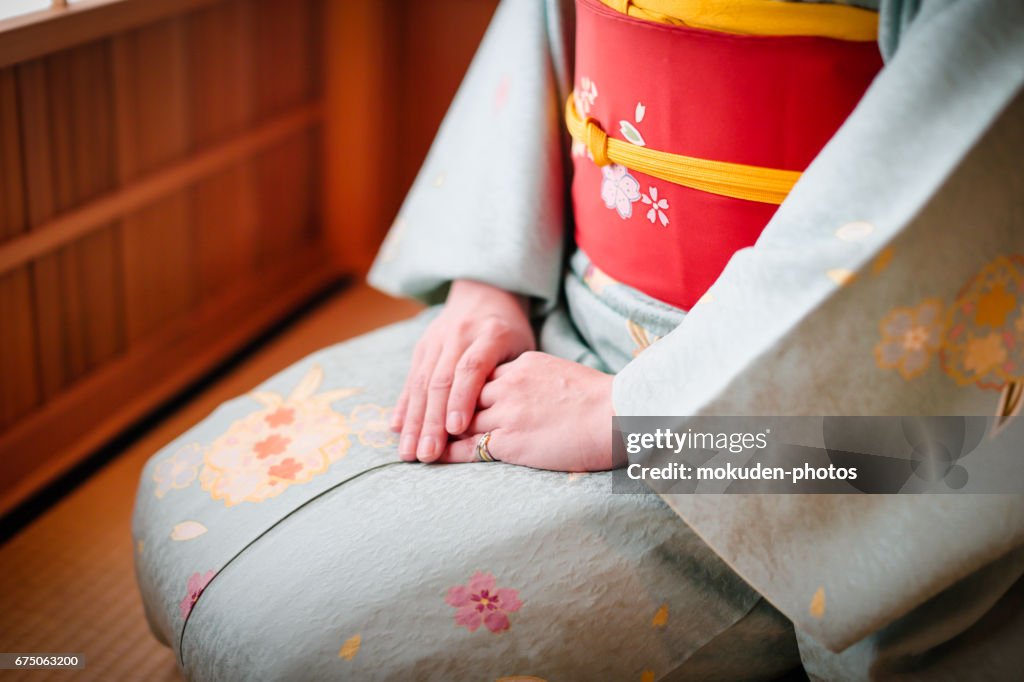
[571,0,883,310]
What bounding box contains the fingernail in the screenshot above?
[400,434,416,456]
[418,435,438,459]
[446,411,464,433]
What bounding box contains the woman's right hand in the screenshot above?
[391,279,535,462]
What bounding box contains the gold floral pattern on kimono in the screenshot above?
[582,262,620,294]
[874,299,946,379]
[199,365,360,506]
[941,254,1024,389]
[347,404,397,448]
[874,254,1024,393]
[628,319,661,357]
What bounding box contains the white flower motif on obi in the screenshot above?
[601,164,641,219]
[574,76,598,116]
[619,120,645,146]
[571,139,590,160]
[641,186,670,226]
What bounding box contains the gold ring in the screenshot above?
[475,432,497,463]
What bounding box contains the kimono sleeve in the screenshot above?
[367,0,574,309]
[612,0,1024,658]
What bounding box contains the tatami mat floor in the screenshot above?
[0,284,422,681]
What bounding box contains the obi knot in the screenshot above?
[585,118,611,166]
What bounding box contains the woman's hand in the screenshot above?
[392,279,535,462]
[441,352,615,472]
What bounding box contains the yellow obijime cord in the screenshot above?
[598,0,879,41]
[565,95,800,205]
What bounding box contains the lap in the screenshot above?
[133,309,797,681]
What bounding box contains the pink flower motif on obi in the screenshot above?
[601,164,641,220]
[179,570,215,619]
[446,571,523,633]
[641,186,670,226]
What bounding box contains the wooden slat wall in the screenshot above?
[322,0,499,271]
[0,0,328,513]
[0,0,497,516]
[0,67,38,428]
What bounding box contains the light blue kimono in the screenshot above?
[134,1,1024,679]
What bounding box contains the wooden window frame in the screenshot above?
[0,0,221,69]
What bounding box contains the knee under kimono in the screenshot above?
[133,0,1024,679]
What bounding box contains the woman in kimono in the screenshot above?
[134,0,1024,679]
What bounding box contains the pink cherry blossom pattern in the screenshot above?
[445,571,523,633]
[179,570,215,619]
[264,407,295,428]
[199,365,360,505]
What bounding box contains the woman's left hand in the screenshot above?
[439,352,615,471]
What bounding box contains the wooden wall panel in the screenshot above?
[322,0,397,273]
[251,0,317,119]
[0,0,331,513]
[185,0,253,147]
[16,49,124,399]
[321,0,498,273]
[186,0,256,299]
[192,164,257,297]
[112,18,196,344]
[396,0,499,202]
[0,0,492,514]
[45,45,123,382]
[253,131,317,265]
[0,69,26,244]
[0,270,37,426]
[0,66,39,428]
[15,61,63,400]
[250,0,319,267]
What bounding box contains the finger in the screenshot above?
[392,340,428,432]
[399,344,441,461]
[417,347,463,462]
[390,386,408,433]
[445,339,503,434]
[436,435,479,464]
[491,362,515,380]
[483,428,518,465]
[478,378,503,409]
[437,428,510,464]
[465,408,501,435]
